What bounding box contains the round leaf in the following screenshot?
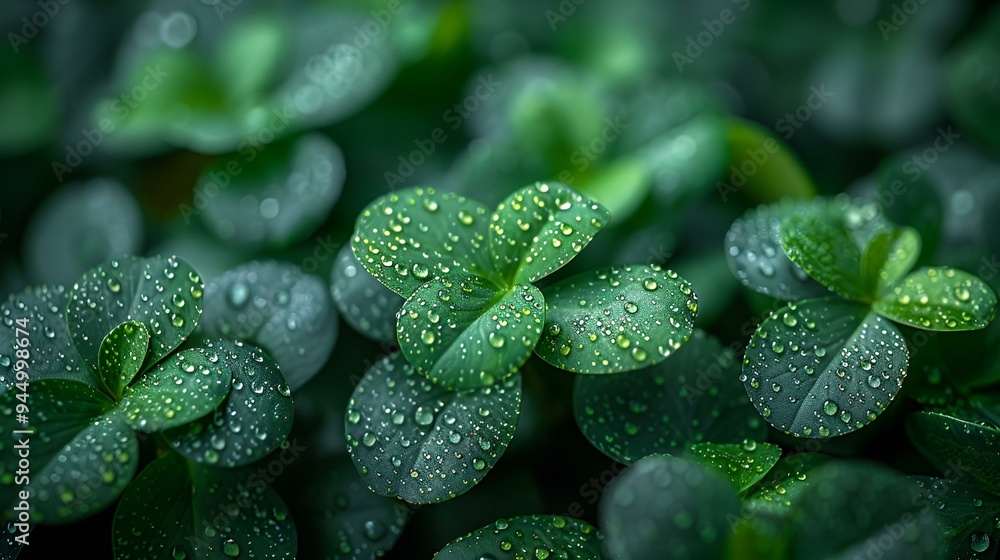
[0,379,137,524]
[535,265,697,374]
[98,321,150,400]
[198,134,345,248]
[573,330,766,464]
[292,456,408,560]
[201,260,338,391]
[352,187,497,298]
[345,353,521,504]
[742,297,909,438]
[725,201,829,301]
[23,179,143,286]
[165,340,294,467]
[914,477,1000,560]
[907,411,1000,497]
[67,255,204,373]
[684,441,781,493]
[788,463,940,559]
[434,515,603,559]
[118,347,231,432]
[396,277,544,390]
[488,182,611,285]
[0,285,95,393]
[599,454,740,560]
[874,267,997,331]
[112,452,296,559]
[330,244,403,344]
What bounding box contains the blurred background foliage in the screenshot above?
[1,0,999,557]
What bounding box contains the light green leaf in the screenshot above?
[599,455,739,560]
[742,297,909,438]
[165,340,293,468]
[724,118,816,203]
[684,441,781,494]
[0,285,95,393]
[396,277,544,390]
[575,154,651,220]
[860,226,921,298]
[352,187,497,297]
[573,330,765,464]
[914,477,1000,560]
[535,265,697,374]
[874,267,997,331]
[112,452,296,559]
[788,463,940,559]
[98,322,150,400]
[434,515,603,559]
[118,348,231,432]
[489,182,611,285]
[725,201,830,301]
[0,379,137,524]
[345,353,521,504]
[907,411,1000,497]
[67,255,204,373]
[781,207,867,301]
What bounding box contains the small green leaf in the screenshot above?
[396,277,544,390]
[67,255,204,373]
[330,244,404,344]
[345,353,521,504]
[907,411,1000,496]
[352,187,497,297]
[725,201,829,301]
[781,206,868,301]
[112,452,296,559]
[434,515,603,559]
[725,118,816,203]
[914,477,1000,560]
[573,330,765,464]
[743,297,909,438]
[165,340,293,467]
[0,379,137,524]
[535,265,697,374]
[874,267,998,331]
[744,453,833,515]
[860,226,921,298]
[684,441,781,494]
[98,322,150,400]
[0,285,95,393]
[788,463,940,559]
[201,260,338,391]
[575,154,651,220]
[118,347,231,432]
[291,456,408,560]
[599,455,740,560]
[489,182,611,285]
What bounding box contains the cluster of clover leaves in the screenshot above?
[725,195,997,439]
[0,256,297,559]
[344,182,701,508]
[339,184,1000,559]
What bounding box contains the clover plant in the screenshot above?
[344,182,699,503]
[0,255,296,558]
[726,196,998,438]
